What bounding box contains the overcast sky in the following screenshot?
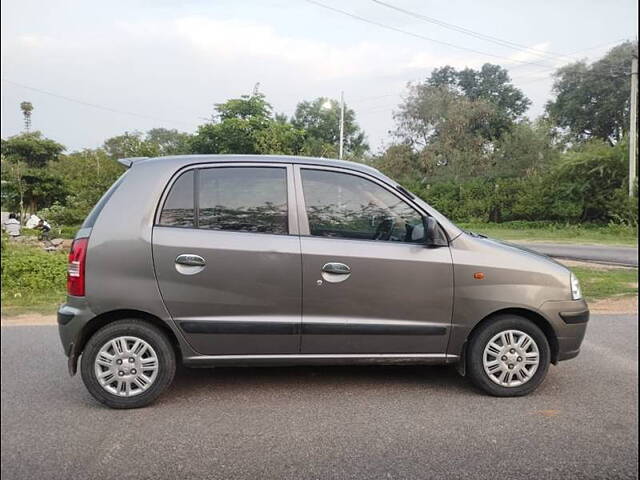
[1,0,637,153]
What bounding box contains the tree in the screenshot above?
[553,139,636,223]
[428,63,530,139]
[191,93,273,154]
[546,41,637,144]
[255,122,306,155]
[191,93,307,155]
[20,102,33,132]
[215,94,272,122]
[1,132,65,168]
[392,84,496,179]
[41,149,125,225]
[145,128,192,156]
[1,132,65,218]
[103,131,160,159]
[291,97,368,158]
[490,120,559,178]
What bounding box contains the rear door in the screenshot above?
[295,166,453,354]
[152,163,301,355]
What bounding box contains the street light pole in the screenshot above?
[339,91,345,160]
[629,55,638,197]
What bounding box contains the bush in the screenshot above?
[1,242,67,296]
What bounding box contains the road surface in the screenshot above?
[516,242,638,267]
[1,315,638,480]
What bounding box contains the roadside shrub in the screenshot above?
[0,243,67,296]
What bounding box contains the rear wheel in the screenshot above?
[80,319,176,408]
[467,315,550,397]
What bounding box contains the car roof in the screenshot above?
[120,154,388,181]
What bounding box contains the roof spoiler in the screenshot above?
[118,157,149,168]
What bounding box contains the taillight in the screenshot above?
[67,238,89,296]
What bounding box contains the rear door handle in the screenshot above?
[322,262,351,275]
[175,254,206,267]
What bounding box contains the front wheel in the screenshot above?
[467,315,550,397]
[80,319,176,408]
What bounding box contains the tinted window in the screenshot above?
[301,169,423,243]
[199,167,288,234]
[159,170,195,227]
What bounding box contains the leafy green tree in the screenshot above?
[103,131,160,159]
[191,93,310,156]
[291,97,368,158]
[428,63,530,139]
[216,94,272,122]
[191,94,273,154]
[1,132,65,218]
[145,128,193,155]
[392,84,496,179]
[255,122,306,155]
[41,149,124,225]
[546,41,637,144]
[371,144,426,190]
[553,139,635,223]
[490,120,559,178]
[1,132,64,168]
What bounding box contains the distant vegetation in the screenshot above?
[1,41,637,230]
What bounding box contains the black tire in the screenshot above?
[80,319,176,409]
[466,315,550,397]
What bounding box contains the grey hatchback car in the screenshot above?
[58,155,589,408]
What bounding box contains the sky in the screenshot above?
[1,0,638,153]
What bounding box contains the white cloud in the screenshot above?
[113,16,463,80]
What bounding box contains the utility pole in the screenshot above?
[630,55,638,197]
[339,91,345,160]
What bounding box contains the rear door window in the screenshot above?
[198,167,288,235]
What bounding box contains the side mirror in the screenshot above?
[423,216,447,247]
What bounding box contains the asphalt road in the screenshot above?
[516,242,638,267]
[1,315,638,480]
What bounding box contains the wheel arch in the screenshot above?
[71,309,182,374]
[457,307,559,376]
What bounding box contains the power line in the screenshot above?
[370,0,574,63]
[1,78,196,127]
[305,0,555,69]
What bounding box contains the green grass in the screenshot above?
[572,266,638,300]
[1,292,66,316]
[459,221,638,246]
[1,240,67,316]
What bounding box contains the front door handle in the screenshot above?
[322,262,351,275]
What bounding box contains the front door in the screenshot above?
[296,166,453,354]
[153,164,301,355]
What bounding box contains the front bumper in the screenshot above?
[539,299,589,362]
[57,296,96,375]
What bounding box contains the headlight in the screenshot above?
[570,272,582,300]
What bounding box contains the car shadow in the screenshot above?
[162,363,477,400]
